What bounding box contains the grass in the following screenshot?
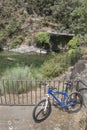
[0,66,42,94]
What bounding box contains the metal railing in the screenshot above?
[0,79,75,106]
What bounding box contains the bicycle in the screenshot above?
[32,81,83,122]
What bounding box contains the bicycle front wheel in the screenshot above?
[65,91,83,113]
[33,99,51,122]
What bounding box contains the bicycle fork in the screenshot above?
[44,94,49,112]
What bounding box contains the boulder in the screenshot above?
[70,60,87,80]
[70,60,87,107]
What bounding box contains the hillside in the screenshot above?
[0,0,87,50]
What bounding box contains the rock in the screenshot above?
[6,57,16,61]
[85,118,87,130]
[70,60,87,90]
[82,55,87,60]
[70,60,87,80]
[70,60,87,107]
[9,45,47,54]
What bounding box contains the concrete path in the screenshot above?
[0,106,86,130]
[0,106,35,130]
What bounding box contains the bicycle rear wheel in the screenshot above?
[65,91,83,113]
[33,99,51,122]
[78,87,87,108]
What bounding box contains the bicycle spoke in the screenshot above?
[36,109,44,118]
[65,92,83,113]
[33,99,51,122]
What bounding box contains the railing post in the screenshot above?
[3,80,7,104]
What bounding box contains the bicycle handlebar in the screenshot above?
[40,80,73,93]
[40,81,57,90]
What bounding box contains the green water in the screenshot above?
[0,51,48,76]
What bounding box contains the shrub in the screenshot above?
[6,19,21,37]
[25,38,31,46]
[42,62,63,78]
[68,35,80,49]
[79,34,87,45]
[0,30,7,46]
[35,32,50,49]
[11,36,24,48]
[67,48,83,65]
[67,34,84,65]
[41,48,83,79]
[41,53,66,78]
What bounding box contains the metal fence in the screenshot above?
[0,79,76,106]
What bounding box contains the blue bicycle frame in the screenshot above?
[47,89,77,108]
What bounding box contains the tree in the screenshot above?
[70,1,87,34]
[26,0,54,16]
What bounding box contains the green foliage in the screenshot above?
[25,38,32,46]
[11,35,24,48]
[41,47,83,78]
[11,38,22,48]
[0,0,86,49]
[68,34,87,49]
[26,0,54,16]
[0,15,22,48]
[1,66,42,80]
[35,32,50,49]
[67,34,84,65]
[6,19,21,36]
[70,1,87,34]
[68,35,80,49]
[41,61,63,78]
[79,34,87,45]
[50,0,87,34]
[41,53,67,78]
[0,30,7,48]
[67,48,83,65]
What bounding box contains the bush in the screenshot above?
[67,48,83,65]
[35,32,50,49]
[25,38,31,46]
[0,30,7,47]
[79,34,87,45]
[41,49,83,79]
[68,35,80,49]
[6,19,21,37]
[41,61,63,78]
[11,36,24,48]
[41,53,66,78]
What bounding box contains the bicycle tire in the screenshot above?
[33,99,51,122]
[78,87,87,108]
[65,91,83,113]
